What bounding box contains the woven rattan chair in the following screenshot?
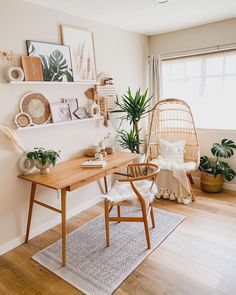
[104,163,159,249]
[146,98,200,201]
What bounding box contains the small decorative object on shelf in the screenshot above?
[61,25,97,83]
[74,107,89,119]
[96,73,117,111]
[199,139,236,193]
[62,98,79,120]
[26,40,73,82]
[85,87,109,126]
[88,102,100,118]
[6,67,24,82]
[0,50,13,64]
[27,148,60,174]
[21,56,43,81]
[50,102,72,123]
[14,112,32,128]
[20,92,51,125]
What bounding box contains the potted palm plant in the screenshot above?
[112,88,154,161]
[27,148,60,174]
[199,139,236,193]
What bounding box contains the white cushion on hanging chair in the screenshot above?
[160,139,185,164]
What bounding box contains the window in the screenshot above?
[161,50,236,130]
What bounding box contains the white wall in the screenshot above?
[148,18,236,187]
[0,0,148,253]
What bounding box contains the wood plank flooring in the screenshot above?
[1,185,236,295]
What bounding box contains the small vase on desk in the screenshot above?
[34,160,51,174]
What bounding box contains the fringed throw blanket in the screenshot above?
[151,156,196,205]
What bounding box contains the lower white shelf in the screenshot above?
[16,116,103,131]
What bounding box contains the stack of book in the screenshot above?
[81,159,107,168]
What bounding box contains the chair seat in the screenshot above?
[105,180,158,206]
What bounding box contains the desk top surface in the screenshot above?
[18,152,139,190]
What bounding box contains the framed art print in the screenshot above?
[50,103,72,123]
[61,25,97,82]
[26,40,73,82]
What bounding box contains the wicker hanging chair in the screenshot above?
[146,98,200,201]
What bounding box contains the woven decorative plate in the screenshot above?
[15,112,32,128]
[20,92,51,125]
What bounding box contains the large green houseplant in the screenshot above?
[112,88,154,156]
[199,139,236,193]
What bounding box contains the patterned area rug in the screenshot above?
[33,207,185,295]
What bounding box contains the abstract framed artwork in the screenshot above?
[50,103,72,123]
[26,40,73,82]
[61,25,97,82]
[62,98,79,120]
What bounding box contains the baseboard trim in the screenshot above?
[0,195,102,256]
[192,177,236,191]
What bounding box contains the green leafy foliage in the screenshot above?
[211,139,236,158]
[118,129,143,154]
[199,139,236,181]
[27,148,60,167]
[39,50,73,82]
[112,88,154,154]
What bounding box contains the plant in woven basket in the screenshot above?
[27,148,60,174]
[112,88,154,154]
[199,139,236,192]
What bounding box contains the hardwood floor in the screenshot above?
[1,185,236,294]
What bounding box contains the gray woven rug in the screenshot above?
[33,207,185,295]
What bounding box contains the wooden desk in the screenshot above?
[19,152,138,266]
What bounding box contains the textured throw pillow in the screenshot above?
[159,139,185,164]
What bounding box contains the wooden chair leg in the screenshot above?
[188,173,194,185]
[150,205,155,228]
[141,204,151,249]
[104,199,110,247]
[189,183,196,202]
[117,206,121,223]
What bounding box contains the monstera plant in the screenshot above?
[199,139,236,193]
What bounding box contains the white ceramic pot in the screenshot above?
[34,160,51,174]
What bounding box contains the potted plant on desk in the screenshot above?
[27,148,60,174]
[199,139,236,193]
[112,88,154,162]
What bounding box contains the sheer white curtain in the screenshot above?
[149,55,160,108]
[161,50,236,130]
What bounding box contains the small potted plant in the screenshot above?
[112,88,154,162]
[27,148,60,174]
[199,139,236,193]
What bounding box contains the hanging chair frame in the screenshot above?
[146,98,200,201]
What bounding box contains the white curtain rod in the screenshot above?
[148,42,236,60]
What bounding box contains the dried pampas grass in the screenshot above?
[0,123,25,153]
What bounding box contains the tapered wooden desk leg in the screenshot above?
[104,176,108,194]
[61,188,67,266]
[25,183,36,243]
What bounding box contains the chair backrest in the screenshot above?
[118,163,160,183]
[146,98,200,170]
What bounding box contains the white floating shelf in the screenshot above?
[16,116,103,131]
[9,81,98,85]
